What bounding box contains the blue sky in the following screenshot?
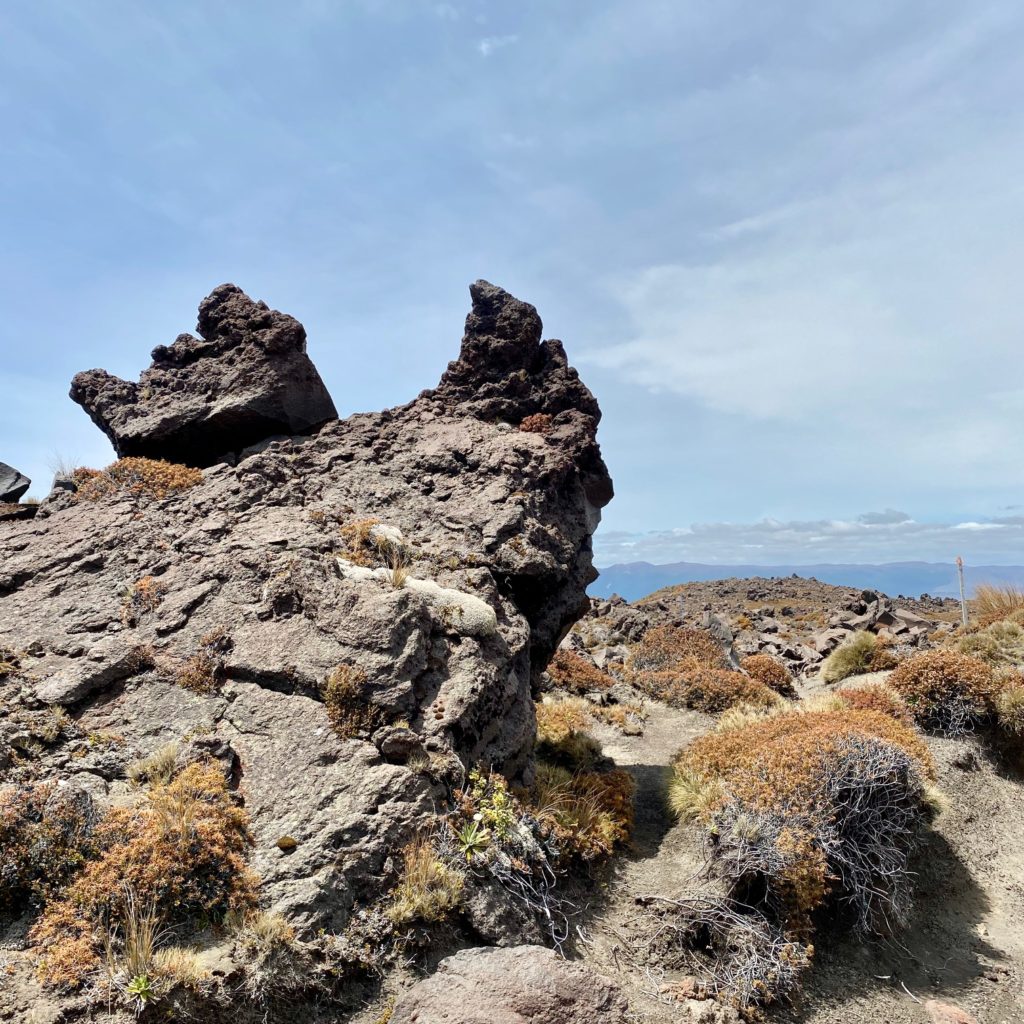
[2,1,1023,566]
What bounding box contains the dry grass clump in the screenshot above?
[173,631,230,694]
[32,761,257,989]
[994,670,1024,736]
[529,763,634,861]
[339,517,382,566]
[518,412,553,434]
[229,909,309,1004]
[546,649,614,693]
[888,650,996,734]
[0,784,97,911]
[322,663,377,739]
[634,668,781,714]
[673,709,935,933]
[120,575,165,626]
[536,698,594,742]
[73,458,203,502]
[740,654,796,698]
[971,584,1024,627]
[626,625,728,675]
[953,619,1024,667]
[127,742,180,788]
[387,836,465,927]
[819,631,896,683]
[837,682,912,723]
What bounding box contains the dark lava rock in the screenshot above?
[69,284,338,466]
[0,461,30,502]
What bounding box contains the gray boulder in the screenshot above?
[0,460,30,502]
[69,284,338,466]
[1,280,612,936]
[390,945,630,1024]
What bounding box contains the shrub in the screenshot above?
[535,698,593,743]
[888,650,995,734]
[121,576,165,626]
[673,709,935,932]
[546,650,614,693]
[633,667,781,714]
[127,742,180,788]
[837,682,912,723]
[994,671,1024,736]
[518,412,553,434]
[387,836,465,927]
[0,783,97,911]
[820,631,889,683]
[528,763,634,862]
[339,517,382,567]
[32,761,258,989]
[626,625,727,675]
[73,458,203,502]
[322,664,376,739]
[0,645,21,680]
[953,619,1024,667]
[740,654,796,697]
[173,632,229,694]
[971,584,1024,627]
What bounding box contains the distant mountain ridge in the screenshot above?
[591,560,1024,603]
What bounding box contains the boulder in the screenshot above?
[1,280,612,935]
[0,460,30,502]
[390,945,630,1024]
[69,284,338,467]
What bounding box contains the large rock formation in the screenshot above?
[69,284,338,466]
[0,460,30,502]
[0,281,611,935]
[390,945,630,1024]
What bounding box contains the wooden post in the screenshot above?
[956,556,968,627]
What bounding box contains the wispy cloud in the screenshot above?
[594,512,1024,566]
[478,34,518,57]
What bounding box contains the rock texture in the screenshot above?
[390,945,630,1024]
[69,284,338,466]
[0,460,30,502]
[0,280,611,934]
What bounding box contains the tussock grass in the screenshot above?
[972,584,1024,627]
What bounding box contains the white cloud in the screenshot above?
[594,512,1024,566]
[478,35,518,57]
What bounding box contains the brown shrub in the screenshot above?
[674,708,935,936]
[0,784,97,911]
[528,763,634,862]
[121,575,166,626]
[518,413,553,434]
[322,664,377,739]
[535,699,593,743]
[32,762,258,989]
[339,517,382,567]
[1,645,22,679]
[546,650,614,693]
[837,682,912,723]
[740,654,796,697]
[633,667,780,714]
[626,625,728,676]
[74,459,203,502]
[888,650,996,734]
[173,631,230,694]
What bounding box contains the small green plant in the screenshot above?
[455,820,489,861]
[125,973,155,1010]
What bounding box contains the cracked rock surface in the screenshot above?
[0,280,611,935]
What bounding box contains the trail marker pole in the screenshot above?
[956,556,968,627]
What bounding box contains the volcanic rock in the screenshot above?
[1,280,611,933]
[69,284,338,466]
[390,945,630,1024]
[0,460,30,502]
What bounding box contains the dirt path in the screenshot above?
[578,702,1024,1024]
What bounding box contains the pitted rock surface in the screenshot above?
[0,280,612,933]
[69,283,338,466]
[390,944,630,1024]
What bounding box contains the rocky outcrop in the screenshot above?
[0,280,611,934]
[0,460,30,502]
[69,284,338,466]
[390,945,630,1024]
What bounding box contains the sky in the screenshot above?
[1,1,1022,568]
